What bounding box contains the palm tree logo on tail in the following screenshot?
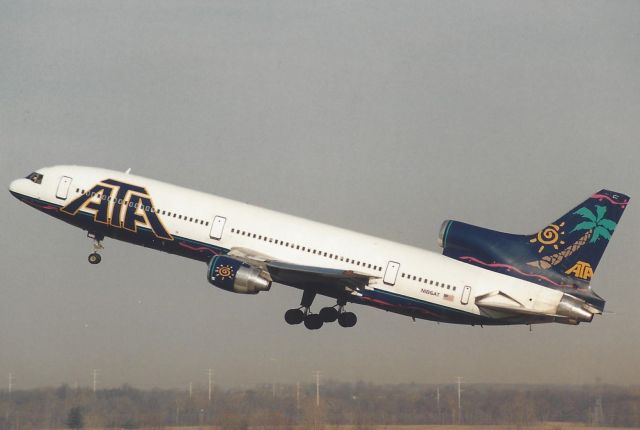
[527,205,617,270]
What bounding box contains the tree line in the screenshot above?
[1,382,639,429]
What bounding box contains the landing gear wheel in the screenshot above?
[285,308,305,325]
[338,312,357,328]
[304,314,323,330]
[319,307,339,323]
[87,232,104,264]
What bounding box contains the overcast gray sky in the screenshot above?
[1,1,639,390]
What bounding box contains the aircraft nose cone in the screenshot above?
[9,178,24,198]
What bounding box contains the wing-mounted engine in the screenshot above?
[207,255,272,294]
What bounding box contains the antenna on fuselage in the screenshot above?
[124,168,131,174]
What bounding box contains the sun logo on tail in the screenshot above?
[530,222,566,253]
[527,205,618,270]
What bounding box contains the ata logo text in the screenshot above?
[61,179,173,240]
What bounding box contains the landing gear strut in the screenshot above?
[284,290,324,330]
[87,232,104,265]
[284,292,358,329]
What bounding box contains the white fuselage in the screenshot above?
[9,165,566,325]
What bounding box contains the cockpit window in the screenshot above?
[26,172,43,184]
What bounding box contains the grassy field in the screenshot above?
[161,424,637,430]
[370,424,633,430]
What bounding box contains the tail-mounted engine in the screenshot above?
[555,294,597,325]
[207,255,271,294]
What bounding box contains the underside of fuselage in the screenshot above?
[10,190,509,327]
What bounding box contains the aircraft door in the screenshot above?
[383,261,400,286]
[209,216,226,240]
[461,285,472,305]
[56,176,72,200]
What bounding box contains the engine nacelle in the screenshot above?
[207,255,271,294]
[555,294,594,325]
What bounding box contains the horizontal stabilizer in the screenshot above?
[475,291,554,317]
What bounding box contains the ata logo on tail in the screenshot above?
[565,260,593,280]
[61,179,173,240]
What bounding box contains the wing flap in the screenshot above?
[226,247,378,294]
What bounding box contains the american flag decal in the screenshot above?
[443,294,454,302]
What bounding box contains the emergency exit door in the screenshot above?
[383,261,400,286]
[209,216,226,240]
[461,285,472,305]
[56,176,72,200]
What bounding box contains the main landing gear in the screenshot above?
[87,232,104,265]
[284,290,357,330]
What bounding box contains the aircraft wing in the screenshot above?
[227,247,376,294]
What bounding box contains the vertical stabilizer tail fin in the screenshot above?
[441,189,630,299]
[526,189,629,284]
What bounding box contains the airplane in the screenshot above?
[9,165,630,329]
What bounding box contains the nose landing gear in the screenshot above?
[87,232,104,265]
